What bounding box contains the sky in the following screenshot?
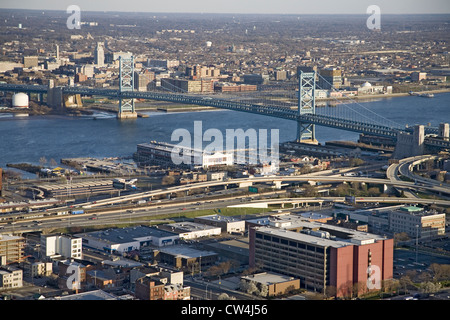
[1,0,449,15]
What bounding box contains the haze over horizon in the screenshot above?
[1,0,449,15]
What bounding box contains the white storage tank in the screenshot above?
[12,92,29,108]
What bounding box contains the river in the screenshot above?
[0,93,449,169]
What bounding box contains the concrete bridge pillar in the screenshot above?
[47,86,64,110]
[439,123,449,141]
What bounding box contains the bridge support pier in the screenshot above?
[118,55,137,120]
[297,71,318,144]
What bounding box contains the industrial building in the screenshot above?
[94,42,105,67]
[194,214,246,234]
[339,205,446,238]
[36,179,118,199]
[75,226,179,254]
[134,141,233,169]
[158,222,222,240]
[248,214,393,298]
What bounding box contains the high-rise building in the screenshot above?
[318,68,342,89]
[134,70,155,91]
[94,42,105,67]
[248,214,393,298]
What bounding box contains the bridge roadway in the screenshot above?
[387,155,450,196]
[80,174,450,209]
[0,82,446,142]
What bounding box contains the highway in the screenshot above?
[79,174,450,209]
[387,155,450,198]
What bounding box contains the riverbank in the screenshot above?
[316,88,450,102]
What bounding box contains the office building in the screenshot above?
[319,68,342,89]
[94,42,105,67]
[40,234,82,259]
[274,70,288,81]
[248,214,393,298]
[389,206,446,239]
[161,78,214,93]
[158,222,222,240]
[411,72,427,82]
[194,214,245,234]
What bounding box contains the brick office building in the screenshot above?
[249,215,393,298]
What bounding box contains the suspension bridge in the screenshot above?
[0,56,449,152]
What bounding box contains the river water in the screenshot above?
[0,93,449,169]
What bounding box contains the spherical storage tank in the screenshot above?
[12,93,29,108]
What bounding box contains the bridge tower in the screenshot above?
[297,71,318,144]
[117,56,137,119]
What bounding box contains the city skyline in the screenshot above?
[1,0,450,15]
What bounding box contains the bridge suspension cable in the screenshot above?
[315,73,404,129]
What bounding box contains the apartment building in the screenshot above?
[134,141,233,169]
[0,234,25,264]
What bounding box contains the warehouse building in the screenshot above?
[158,222,222,240]
[194,214,246,234]
[75,226,179,254]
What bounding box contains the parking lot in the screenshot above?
[393,248,450,278]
